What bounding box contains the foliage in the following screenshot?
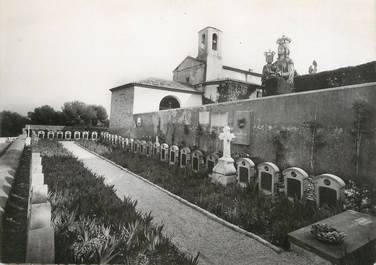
[2,147,31,262]
[217,80,258,102]
[62,101,108,127]
[36,140,198,264]
[272,129,290,169]
[0,110,29,137]
[80,140,342,249]
[303,120,326,175]
[27,105,66,125]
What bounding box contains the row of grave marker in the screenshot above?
[101,132,346,208]
[36,130,99,140]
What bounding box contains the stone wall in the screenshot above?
[109,86,134,135]
[121,82,376,182]
[0,136,26,261]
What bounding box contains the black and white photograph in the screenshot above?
[0,0,375,264]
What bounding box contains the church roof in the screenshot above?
[110,77,202,94]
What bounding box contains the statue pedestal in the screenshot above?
[209,157,237,186]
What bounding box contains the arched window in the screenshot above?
[159,96,180,110]
[201,34,205,45]
[212,33,218,50]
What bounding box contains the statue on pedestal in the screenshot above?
[309,60,318,74]
[261,35,296,86]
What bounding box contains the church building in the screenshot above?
[109,26,262,130]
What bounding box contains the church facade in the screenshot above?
[109,26,262,130]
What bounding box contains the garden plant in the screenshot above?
[34,139,199,265]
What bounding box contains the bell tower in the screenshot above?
[197,26,223,81]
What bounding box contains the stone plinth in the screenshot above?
[26,227,55,263]
[31,173,44,186]
[30,202,52,230]
[210,157,237,186]
[31,185,48,204]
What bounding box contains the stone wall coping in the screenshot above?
[132,82,376,117]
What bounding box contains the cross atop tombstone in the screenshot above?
[218,126,235,158]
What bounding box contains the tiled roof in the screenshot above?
[110,78,202,94]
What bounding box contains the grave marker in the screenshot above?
[209,126,237,186]
[64,131,71,140]
[82,131,89,140]
[56,131,63,140]
[38,131,45,139]
[180,147,191,168]
[47,131,54,139]
[257,162,280,195]
[192,149,205,173]
[314,174,345,207]
[160,143,169,162]
[146,141,153,157]
[74,131,80,140]
[169,145,179,166]
[283,167,309,200]
[206,153,219,174]
[236,158,255,187]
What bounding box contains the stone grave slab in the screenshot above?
[160,143,169,162]
[206,153,219,174]
[199,111,210,125]
[192,149,205,173]
[26,226,55,263]
[29,202,52,230]
[32,173,44,186]
[210,112,228,127]
[288,210,376,265]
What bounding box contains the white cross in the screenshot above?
[218,126,235,158]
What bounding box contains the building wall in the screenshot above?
[172,58,205,85]
[131,82,376,182]
[109,87,134,134]
[222,68,262,85]
[132,86,202,114]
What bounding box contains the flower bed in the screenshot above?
[78,140,346,249]
[34,140,198,264]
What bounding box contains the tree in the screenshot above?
[27,105,65,125]
[0,111,29,137]
[62,101,108,127]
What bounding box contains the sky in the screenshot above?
[0,0,375,115]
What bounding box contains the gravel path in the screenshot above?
[62,141,315,265]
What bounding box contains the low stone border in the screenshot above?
[76,142,283,253]
[25,152,54,263]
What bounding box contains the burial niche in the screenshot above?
[257,162,280,195]
[283,167,308,200]
[236,158,255,187]
[180,147,191,168]
[160,143,169,162]
[314,174,345,208]
[169,145,179,166]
